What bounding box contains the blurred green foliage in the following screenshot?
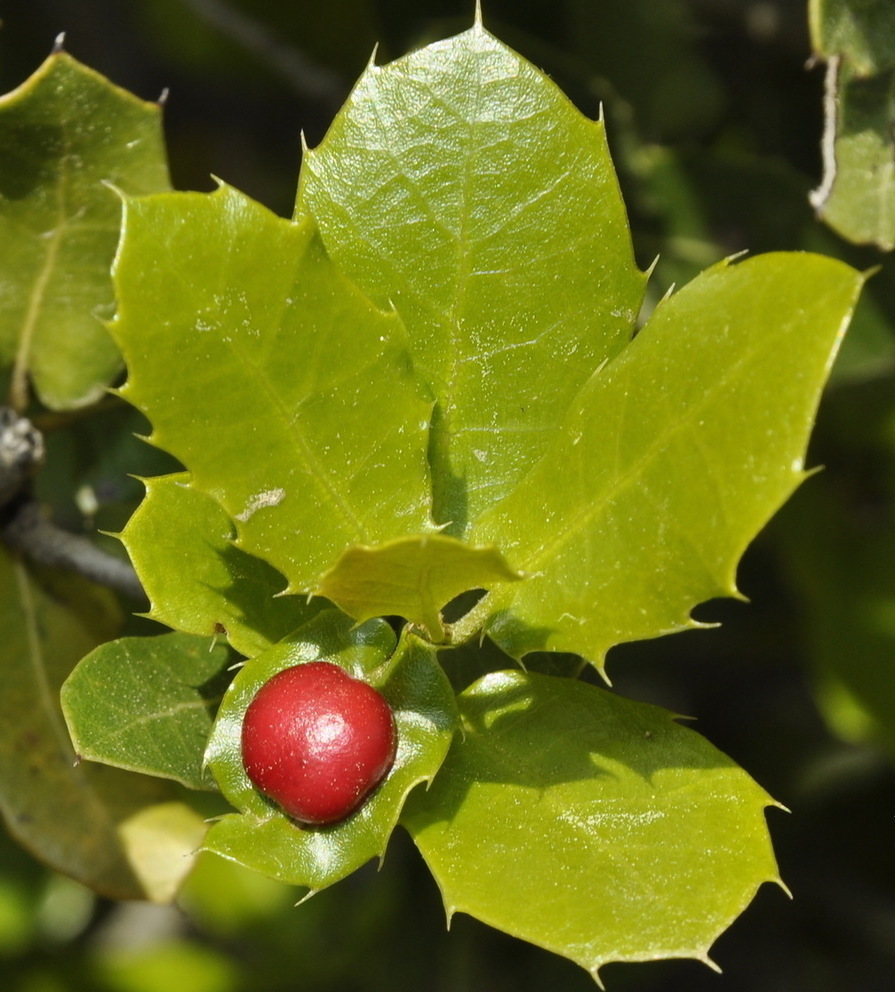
[2,1,895,990]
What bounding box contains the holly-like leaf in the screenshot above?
[0,48,169,409]
[460,253,864,668]
[204,612,458,891]
[404,670,782,982]
[0,548,201,900]
[809,0,895,250]
[298,20,647,532]
[317,534,521,641]
[110,184,434,595]
[61,631,232,790]
[121,473,321,657]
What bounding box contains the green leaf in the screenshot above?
[779,466,895,756]
[61,631,232,790]
[0,548,200,900]
[110,184,434,593]
[298,21,647,532]
[810,0,895,76]
[0,49,170,409]
[404,670,782,981]
[121,473,322,657]
[461,253,864,667]
[204,612,458,891]
[810,0,895,250]
[317,534,521,641]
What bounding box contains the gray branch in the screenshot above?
[0,408,146,603]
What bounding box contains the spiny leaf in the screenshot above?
[0,49,169,409]
[205,613,458,891]
[317,534,521,641]
[110,184,434,594]
[121,473,322,657]
[464,253,864,668]
[404,670,783,982]
[299,22,647,532]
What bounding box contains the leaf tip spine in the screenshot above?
[700,952,723,975]
[52,32,66,54]
[474,0,484,30]
[157,87,170,108]
[589,965,607,991]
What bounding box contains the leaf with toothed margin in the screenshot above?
[0,47,169,410]
[317,534,521,642]
[204,611,458,892]
[403,669,785,984]
[454,253,865,671]
[120,473,322,658]
[297,18,648,535]
[109,184,434,595]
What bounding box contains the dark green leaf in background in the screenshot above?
[0,49,170,409]
[204,613,458,891]
[299,21,647,532]
[62,631,232,790]
[405,670,783,982]
[0,549,204,901]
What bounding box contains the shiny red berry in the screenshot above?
[241,661,397,825]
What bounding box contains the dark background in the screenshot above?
[2,2,895,990]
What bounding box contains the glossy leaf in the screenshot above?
[0,549,200,900]
[121,473,321,657]
[298,20,647,532]
[204,613,458,891]
[61,631,232,790]
[810,0,895,250]
[0,49,169,409]
[317,534,521,641]
[110,184,434,594]
[404,670,782,981]
[462,254,864,667]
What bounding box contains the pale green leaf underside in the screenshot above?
[299,22,647,532]
[0,50,169,409]
[317,534,521,640]
[404,670,782,980]
[61,632,231,790]
[810,0,895,76]
[464,253,864,666]
[205,615,458,891]
[110,184,434,593]
[121,473,321,657]
[809,0,895,250]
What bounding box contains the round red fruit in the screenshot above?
[240,661,397,825]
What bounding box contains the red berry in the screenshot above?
[241,661,397,825]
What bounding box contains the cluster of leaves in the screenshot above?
[0,8,872,984]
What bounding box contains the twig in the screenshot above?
[177,0,347,110]
[0,408,146,603]
[2,498,147,602]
